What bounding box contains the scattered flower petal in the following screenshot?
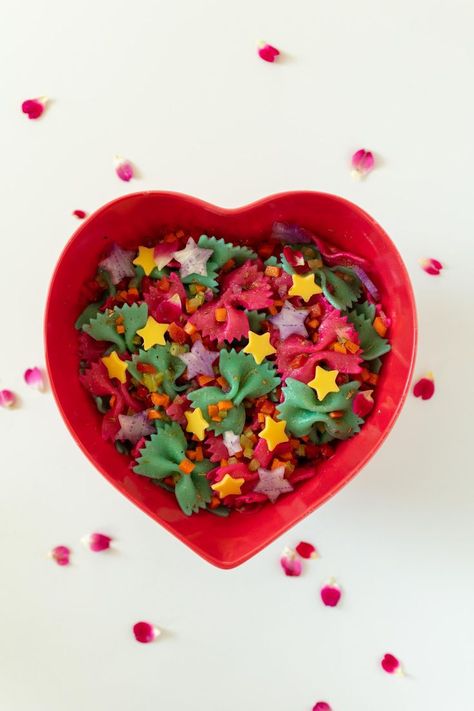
[133,621,161,643]
[22,97,47,120]
[280,547,302,577]
[0,389,16,408]
[420,257,443,276]
[313,703,332,711]
[24,367,45,391]
[351,148,375,179]
[49,545,71,566]
[114,155,134,182]
[381,653,403,675]
[295,541,318,559]
[320,578,342,607]
[82,532,112,552]
[258,42,280,62]
[413,373,435,400]
[73,209,87,219]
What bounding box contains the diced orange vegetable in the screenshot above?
[209,495,220,509]
[128,287,139,297]
[116,315,125,325]
[184,322,197,335]
[116,325,125,334]
[151,392,170,408]
[260,401,274,415]
[137,362,157,374]
[147,410,162,420]
[190,333,201,343]
[185,298,198,314]
[257,412,265,423]
[221,258,235,273]
[220,459,228,467]
[217,400,233,410]
[268,306,278,316]
[186,449,197,461]
[158,276,170,292]
[109,395,116,407]
[329,410,344,419]
[179,458,195,475]
[345,340,360,354]
[168,321,187,345]
[274,299,284,307]
[216,376,228,389]
[360,367,371,382]
[208,404,220,418]
[215,307,227,322]
[271,458,285,470]
[197,374,214,387]
[367,373,379,385]
[312,333,319,343]
[332,342,347,354]
[308,319,320,329]
[265,265,281,278]
[195,446,203,462]
[310,304,322,318]
[373,317,387,337]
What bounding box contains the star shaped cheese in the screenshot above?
[136,317,168,350]
[308,365,340,401]
[185,407,209,441]
[254,466,294,503]
[242,331,276,364]
[211,473,245,499]
[288,273,322,302]
[258,415,289,451]
[133,246,157,276]
[101,351,128,383]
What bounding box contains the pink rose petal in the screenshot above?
[280,547,302,577]
[114,156,134,182]
[295,541,318,559]
[351,148,375,178]
[420,257,443,275]
[82,533,112,552]
[258,42,280,62]
[24,367,45,391]
[413,374,435,400]
[313,703,332,711]
[381,653,403,675]
[320,579,342,607]
[133,621,161,643]
[0,389,16,408]
[22,97,47,120]
[50,545,71,566]
[72,209,87,219]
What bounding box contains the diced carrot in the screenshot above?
[268,306,278,316]
[215,307,227,322]
[220,459,228,467]
[197,374,214,387]
[274,299,284,307]
[367,373,379,385]
[216,376,228,389]
[185,298,198,314]
[109,395,116,407]
[373,317,387,337]
[116,325,125,334]
[147,410,162,420]
[271,458,285,470]
[257,412,265,423]
[194,283,206,292]
[128,288,139,297]
[217,400,233,410]
[168,321,187,345]
[308,319,320,329]
[265,265,281,278]
[310,304,322,318]
[332,342,347,354]
[179,458,195,475]
[329,410,344,419]
[118,290,128,300]
[158,276,170,292]
[209,495,220,509]
[151,392,170,408]
[208,404,219,418]
[345,340,360,354]
[195,446,203,462]
[221,258,235,273]
[260,401,274,415]
[184,322,197,335]
[280,451,294,461]
[116,315,124,325]
[360,367,371,382]
[190,333,201,343]
[312,333,319,343]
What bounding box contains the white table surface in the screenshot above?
[1,1,473,709]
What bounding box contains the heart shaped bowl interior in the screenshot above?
[45,191,417,568]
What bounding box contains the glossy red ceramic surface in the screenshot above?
[44,191,417,568]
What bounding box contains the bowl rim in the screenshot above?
[44,190,417,568]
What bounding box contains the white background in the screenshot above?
[1,1,473,709]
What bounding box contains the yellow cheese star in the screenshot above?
[308,365,340,401]
[258,415,289,452]
[133,246,157,276]
[288,273,322,302]
[242,331,276,364]
[136,317,168,350]
[185,407,209,441]
[211,473,245,499]
[101,351,128,384]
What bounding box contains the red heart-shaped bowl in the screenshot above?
[45,191,417,568]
